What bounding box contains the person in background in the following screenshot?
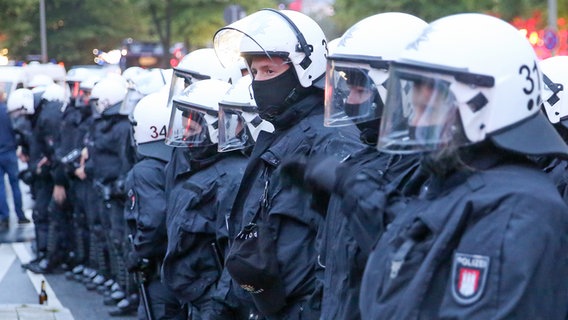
[0,88,30,231]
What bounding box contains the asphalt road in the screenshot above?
[1,173,137,320]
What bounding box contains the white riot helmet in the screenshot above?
[324,13,427,127]
[167,48,243,113]
[28,74,54,89]
[377,13,568,158]
[165,79,231,147]
[122,66,147,84]
[132,89,172,162]
[218,76,274,152]
[213,9,328,89]
[80,76,100,92]
[42,83,67,102]
[327,38,340,55]
[540,56,568,128]
[7,88,34,115]
[90,75,128,115]
[121,68,170,115]
[67,67,94,103]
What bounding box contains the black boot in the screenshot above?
[108,294,138,317]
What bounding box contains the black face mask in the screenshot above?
[252,67,298,122]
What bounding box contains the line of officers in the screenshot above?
[6,8,568,320]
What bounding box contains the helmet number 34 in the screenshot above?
[150,125,167,139]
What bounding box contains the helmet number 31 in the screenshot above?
[519,61,541,95]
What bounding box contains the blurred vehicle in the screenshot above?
[119,38,165,70]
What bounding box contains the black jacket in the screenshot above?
[319,148,419,320]
[226,93,363,317]
[85,105,134,185]
[162,149,248,305]
[360,152,568,319]
[124,157,169,261]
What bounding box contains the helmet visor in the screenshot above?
[324,60,381,127]
[166,99,216,148]
[166,68,205,111]
[120,87,144,115]
[218,104,253,152]
[378,65,468,154]
[213,10,293,69]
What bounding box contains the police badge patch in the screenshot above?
[451,253,490,305]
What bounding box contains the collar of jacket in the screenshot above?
[270,91,323,131]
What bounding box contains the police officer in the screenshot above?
[360,13,568,319]
[161,49,246,319]
[6,88,35,164]
[70,77,105,285]
[4,89,34,226]
[281,13,427,320]
[162,79,250,319]
[26,83,73,274]
[124,90,186,320]
[213,9,363,319]
[538,56,568,202]
[83,75,136,313]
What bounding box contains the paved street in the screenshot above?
[0,170,137,320]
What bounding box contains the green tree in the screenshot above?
[128,0,279,67]
[45,0,148,66]
[332,0,547,35]
[0,0,148,66]
[0,0,37,60]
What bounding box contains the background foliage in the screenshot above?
[0,0,565,66]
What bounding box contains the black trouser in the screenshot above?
[137,273,186,320]
[31,177,53,255]
[101,197,128,289]
[69,178,91,266]
[46,193,74,264]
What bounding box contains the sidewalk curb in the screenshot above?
[0,304,74,320]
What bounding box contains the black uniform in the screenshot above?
[319,149,419,320]
[27,98,64,267]
[360,148,568,319]
[85,103,135,291]
[56,102,95,271]
[162,147,249,319]
[225,93,363,319]
[124,156,185,320]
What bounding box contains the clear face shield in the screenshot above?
[166,69,207,110]
[120,86,145,116]
[165,99,217,148]
[214,10,299,73]
[378,65,469,154]
[218,102,275,152]
[324,59,386,127]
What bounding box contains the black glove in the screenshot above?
[126,251,150,273]
[279,155,309,188]
[303,156,342,194]
[125,251,142,273]
[280,155,342,194]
